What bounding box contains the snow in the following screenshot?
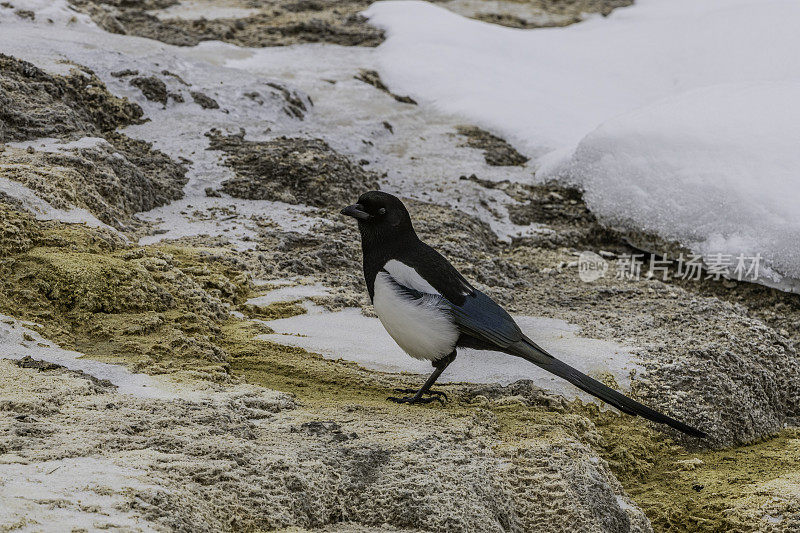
[0,9,328,247]
[153,1,259,21]
[0,1,545,244]
[5,0,799,288]
[8,136,109,153]
[0,0,92,26]
[0,458,161,533]
[0,174,112,230]
[253,276,316,287]
[553,83,800,291]
[136,197,322,250]
[0,315,172,399]
[615,495,637,513]
[366,0,800,291]
[222,42,541,241]
[258,305,641,404]
[366,0,800,157]
[246,283,330,307]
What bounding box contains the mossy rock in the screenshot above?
[8,248,172,314]
[0,203,41,255]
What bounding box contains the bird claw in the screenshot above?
[388,389,447,404]
[387,395,438,404]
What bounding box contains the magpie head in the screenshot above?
[341,191,415,244]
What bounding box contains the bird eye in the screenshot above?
[378,207,386,215]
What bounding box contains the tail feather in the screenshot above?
[512,336,706,438]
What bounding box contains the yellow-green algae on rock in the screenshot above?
[0,205,246,380]
[619,427,800,532]
[232,337,800,532]
[239,300,308,321]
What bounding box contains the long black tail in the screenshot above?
[510,335,705,438]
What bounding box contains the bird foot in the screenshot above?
[388,388,447,405]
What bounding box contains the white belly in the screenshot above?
[372,272,459,361]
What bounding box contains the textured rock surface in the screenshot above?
[0,135,187,228]
[246,197,528,316]
[66,0,635,48]
[455,126,529,166]
[130,75,168,105]
[465,0,634,29]
[69,0,384,47]
[0,54,188,228]
[355,69,417,104]
[190,89,219,109]
[0,359,651,532]
[0,209,247,380]
[201,128,800,449]
[242,174,800,449]
[0,54,143,142]
[210,131,381,209]
[454,177,800,448]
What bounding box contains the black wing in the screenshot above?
[446,289,523,348]
[391,278,522,348]
[395,240,705,437]
[397,243,523,346]
[399,243,475,305]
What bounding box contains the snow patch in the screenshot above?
[246,283,330,306]
[552,83,800,292]
[137,197,321,250]
[0,316,172,399]
[223,42,540,241]
[366,0,800,157]
[0,174,113,230]
[0,458,161,533]
[0,4,544,244]
[253,276,316,287]
[257,306,641,403]
[7,136,109,153]
[0,0,93,26]
[0,12,324,248]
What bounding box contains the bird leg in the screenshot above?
[388,351,456,405]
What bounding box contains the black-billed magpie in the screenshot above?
[342,191,705,438]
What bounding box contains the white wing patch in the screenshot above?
[372,270,458,361]
[384,259,472,298]
[382,259,440,295]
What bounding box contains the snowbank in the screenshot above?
[366,0,800,157]
[366,0,800,290]
[555,83,800,290]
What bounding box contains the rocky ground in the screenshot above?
[65,0,635,48]
[1,1,799,532]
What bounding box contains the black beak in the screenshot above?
[341,203,371,220]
